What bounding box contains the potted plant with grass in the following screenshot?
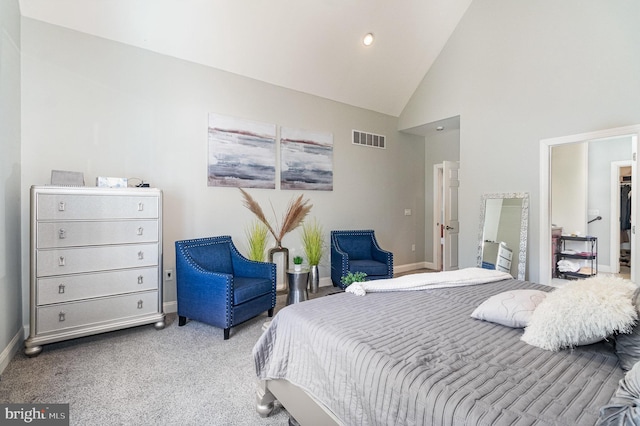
[293,255,304,271]
[244,220,269,262]
[300,218,325,293]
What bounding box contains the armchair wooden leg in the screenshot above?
[178,316,187,326]
[268,308,274,317]
[224,328,230,340]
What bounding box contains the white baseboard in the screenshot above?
[395,261,430,274]
[0,329,23,375]
[423,261,437,270]
[598,264,612,274]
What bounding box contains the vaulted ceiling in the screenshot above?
[19,0,473,117]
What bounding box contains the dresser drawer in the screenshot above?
[37,220,158,248]
[496,255,512,269]
[37,243,158,277]
[37,194,159,220]
[37,267,159,305]
[37,291,159,334]
[500,248,513,261]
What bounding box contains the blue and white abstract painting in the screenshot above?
[208,113,276,189]
[280,127,333,191]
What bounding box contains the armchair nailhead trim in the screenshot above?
[176,235,277,327]
[331,230,394,286]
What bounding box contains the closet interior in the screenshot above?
[620,168,632,273]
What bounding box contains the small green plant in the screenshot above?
[293,255,304,265]
[245,220,269,262]
[301,218,325,266]
[340,271,367,287]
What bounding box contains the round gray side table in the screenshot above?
[286,268,309,305]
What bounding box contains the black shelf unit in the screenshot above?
[556,235,597,279]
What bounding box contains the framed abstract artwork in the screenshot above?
[207,113,276,189]
[280,127,333,191]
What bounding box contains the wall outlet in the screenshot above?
[411,244,416,251]
[164,269,174,281]
[404,209,412,216]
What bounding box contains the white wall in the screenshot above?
[19,18,426,325]
[551,143,587,237]
[399,0,640,283]
[0,0,22,373]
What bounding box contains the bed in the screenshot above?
[253,271,635,425]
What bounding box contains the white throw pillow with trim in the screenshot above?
[471,290,547,328]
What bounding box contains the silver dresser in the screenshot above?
[25,186,165,357]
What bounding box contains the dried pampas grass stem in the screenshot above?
[239,188,312,246]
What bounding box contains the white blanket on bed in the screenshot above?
[345,267,512,296]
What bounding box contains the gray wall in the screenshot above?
[19,18,426,327]
[399,0,640,283]
[0,0,22,372]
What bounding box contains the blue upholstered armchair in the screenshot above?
[330,230,394,288]
[175,236,276,340]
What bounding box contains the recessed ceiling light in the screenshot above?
[363,33,374,46]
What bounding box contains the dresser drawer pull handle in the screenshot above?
[138,275,144,284]
[58,228,66,239]
[138,251,144,260]
[58,256,65,266]
[138,202,144,211]
[137,227,144,236]
[58,202,65,211]
[137,300,143,309]
[58,284,65,294]
[58,312,66,322]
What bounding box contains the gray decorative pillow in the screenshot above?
[616,288,640,371]
[597,360,640,425]
[471,290,547,328]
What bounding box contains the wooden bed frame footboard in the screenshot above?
[256,379,342,426]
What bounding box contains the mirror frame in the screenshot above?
[476,192,529,280]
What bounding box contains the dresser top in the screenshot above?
[31,185,161,196]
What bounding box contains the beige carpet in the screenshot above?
[0,271,433,425]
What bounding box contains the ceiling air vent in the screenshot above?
[352,130,386,149]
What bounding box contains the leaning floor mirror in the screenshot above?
[476,192,529,280]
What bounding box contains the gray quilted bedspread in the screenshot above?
[253,279,624,425]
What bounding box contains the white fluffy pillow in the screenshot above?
[521,276,638,351]
[471,290,547,328]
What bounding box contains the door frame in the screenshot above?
[433,163,443,271]
[539,124,640,285]
[442,161,460,271]
[610,160,632,275]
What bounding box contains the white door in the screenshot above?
[443,161,459,271]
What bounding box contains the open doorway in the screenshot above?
[550,138,632,284]
[539,125,640,285]
[402,115,460,271]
